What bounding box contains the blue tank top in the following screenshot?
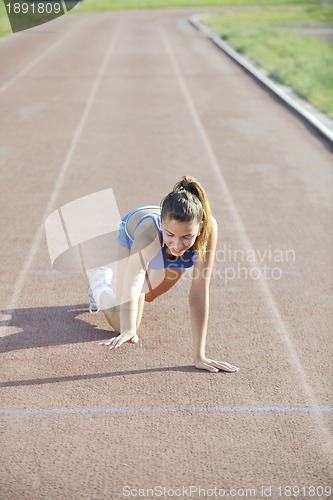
[134,213,196,271]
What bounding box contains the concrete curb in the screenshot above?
[189,14,333,145]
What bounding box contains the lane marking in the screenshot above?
[1,23,121,334]
[159,28,333,460]
[0,18,83,95]
[1,406,333,416]
[190,15,333,145]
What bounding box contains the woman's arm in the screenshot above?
[102,220,161,349]
[189,217,239,373]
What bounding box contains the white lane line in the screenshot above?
[1,406,333,416]
[1,23,121,330]
[0,17,84,96]
[159,28,333,461]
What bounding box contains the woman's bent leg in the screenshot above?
[101,244,146,333]
[102,292,145,333]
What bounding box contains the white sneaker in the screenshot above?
[88,286,99,314]
[88,267,115,313]
[91,267,113,287]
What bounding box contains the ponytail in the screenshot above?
[161,176,212,260]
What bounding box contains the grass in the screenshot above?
[0,0,320,37]
[202,6,333,117]
[0,2,11,37]
[1,0,331,118]
[78,0,320,11]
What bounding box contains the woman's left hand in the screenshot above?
[99,330,139,350]
[195,356,239,373]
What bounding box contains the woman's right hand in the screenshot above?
[99,330,139,350]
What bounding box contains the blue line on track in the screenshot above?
[0,407,333,416]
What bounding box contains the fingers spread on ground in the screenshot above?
[221,365,239,372]
[213,361,239,371]
[109,339,119,349]
[204,364,219,373]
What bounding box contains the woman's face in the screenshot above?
[161,218,201,257]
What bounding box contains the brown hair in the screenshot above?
[160,176,212,260]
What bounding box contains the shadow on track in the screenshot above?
[0,303,114,353]
[0,365,199,388]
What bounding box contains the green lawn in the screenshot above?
[78,0,319,11]
[1,0,331,119]
[0,2,11,36]
[202,6,333,117]
[0,0,320,37]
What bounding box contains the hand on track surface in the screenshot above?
[100,330,139,350]
[195,357,239,373]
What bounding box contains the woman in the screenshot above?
[89,176,239,374]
